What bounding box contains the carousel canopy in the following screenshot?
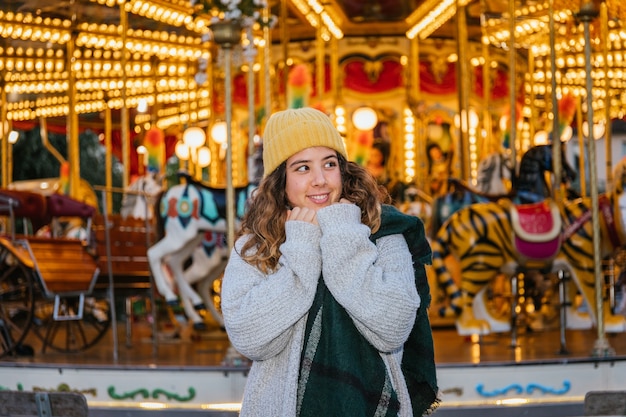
[0,0,625,130]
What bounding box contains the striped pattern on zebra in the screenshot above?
[431,193,626,335]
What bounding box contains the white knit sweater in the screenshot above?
[221,203,420,416]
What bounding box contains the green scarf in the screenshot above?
[297,205,439,416]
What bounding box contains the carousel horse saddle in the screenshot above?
[510,200,562,262]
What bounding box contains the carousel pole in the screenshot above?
[315,20,324,101]
[507,0,517,169]
[548,0,562,200]
[600,2,612,192]
[246,27,256,158]
[577,1,614,357]
[330,36,340,115]
[478,0,492,159]
[528,49,536,146]
[224,40,236,249]
[120,1,130,188]
[280,1,288,109]
[456,2,470,179]
[6,121,13,187]
[1,84,8,188]
[481,30,492,159]
[408,37,426,192]
[264,6,273,117]
[576,97,587,197]
[212,21,242,249]
[105,106,113,214]
[67,26,81,199]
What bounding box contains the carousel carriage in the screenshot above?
[0,189,111,358]
[0,176,172,358]
[0,170,255,357]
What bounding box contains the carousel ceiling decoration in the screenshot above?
[0,0,209,127]
[405,0,472,40]
[1,0,626,127]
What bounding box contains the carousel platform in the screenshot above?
[1,312,625,417]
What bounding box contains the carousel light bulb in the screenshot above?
[175,141,190,160]
[211,122,227,145]
[137,98,148,113]
[352,107,378,131]
[534,130,549,145]
[197,146,211,167]
[183,126,206,150]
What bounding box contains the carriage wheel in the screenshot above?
[31,292,111,353]
[0,256,35,359]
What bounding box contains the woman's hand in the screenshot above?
[287,206,318,225]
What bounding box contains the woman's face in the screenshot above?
[285,146,343,211]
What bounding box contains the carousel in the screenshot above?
[1,0,626,415]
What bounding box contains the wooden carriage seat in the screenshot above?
[26,236,100,295]
[93,214,155,278]
[0,191,99,295]
[0,189,48,232]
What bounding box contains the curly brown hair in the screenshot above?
[237,152,390,273]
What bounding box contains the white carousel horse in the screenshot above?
[146,178,251,330]
[120,173,235,329]
[160,230,229,329]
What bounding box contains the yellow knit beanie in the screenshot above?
[262,107,347,177]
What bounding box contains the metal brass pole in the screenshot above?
[105,107,113,214]
[548,0,562,201]
[601,3,612,191]
[528,49,535,146]
[120,1,130,187]
[208,50,219,188]
[280,0,288,111]
[67,31,80,199]
[6,121,13,186]
[576,97,586,197]
[1,84,8,188]
[211,20,242,194]
[225,45,235,249]
[258,38,267,122]
[456,2,470,179]
[481,35,492,156]
[507,0,517,167]
[409,37,426,191]
[577,1,614,357]
[264,7,273,118]
[409,38,420,101]
[246,27,256,157]
[330,37,339,108]
[316,20,324,101]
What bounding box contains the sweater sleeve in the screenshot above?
[221,220,322,361]
[316,203,420,353]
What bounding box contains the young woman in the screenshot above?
[221,107,438,417]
